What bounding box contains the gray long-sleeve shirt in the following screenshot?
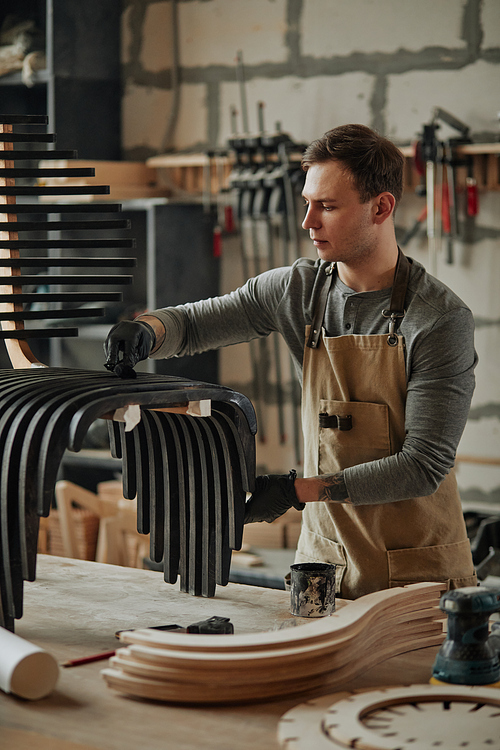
[148,256,477,506]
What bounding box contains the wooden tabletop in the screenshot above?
[0,555,440,750]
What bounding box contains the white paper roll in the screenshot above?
[0,626,59,700]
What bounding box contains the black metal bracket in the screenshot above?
[319,413,353,431]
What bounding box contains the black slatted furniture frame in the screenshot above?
[0,115,256,631]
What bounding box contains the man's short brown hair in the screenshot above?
[302,124,405,206]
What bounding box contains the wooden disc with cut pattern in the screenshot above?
[278,684,500,749]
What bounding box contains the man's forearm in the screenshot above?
[295,472,351,504]
[135,314,166,353]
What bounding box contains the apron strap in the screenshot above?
[306,263,334,349]
[383,248,411,345]
[306,250,411,350]
[388,248,411,315]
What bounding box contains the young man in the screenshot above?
[104,124,477,598]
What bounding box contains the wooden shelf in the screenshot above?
[147,143,500,196]
[400,142,500,193]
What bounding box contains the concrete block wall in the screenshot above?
[122,0,500,506]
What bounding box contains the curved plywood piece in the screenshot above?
[101,582,447,704]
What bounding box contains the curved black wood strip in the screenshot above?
[0,257,135,266]
[187,416,217,597]
[212,410,250,551]
[0,185,110,195]
[145,411,166,564]
[0,329,80,340]
[0,220,129,232]
[0,167,95,178]
[158,413,182,585]
[0,114,48,124]
[183,416,211,596]
[0,309,106,322]
[0,133,55,142]
[0,366,256,628]
[0,275,133,285]
[1,150,77,161]
[132,416,150,536]
[0,239,135,249]
[10,204,122,213]
[107,419,122,460]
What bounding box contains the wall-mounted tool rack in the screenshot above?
[146,150,306,199]
[145,143,500,197]
[400,142,500,194]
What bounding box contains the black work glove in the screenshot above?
[104,320,156,378]
[244,469,305,524]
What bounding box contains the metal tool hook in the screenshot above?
[383,309,405,347]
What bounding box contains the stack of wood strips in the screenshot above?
[38,508,100,560]
[102,581,446,704]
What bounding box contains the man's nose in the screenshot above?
[302,204,319,230]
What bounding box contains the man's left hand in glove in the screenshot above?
[244,469,305,524]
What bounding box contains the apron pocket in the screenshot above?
[296,527,346,594]
[387,539,476,588]
[319,399,391,473]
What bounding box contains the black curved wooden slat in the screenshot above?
[0,257,135,266]
[0,220,130,231]
[0,309,105,321]
[2,151,77,161]
[159,413,182,584]
[144,411,165,563]
[11,204,122,213]
[0,329,79,340]
[0,185,110,195]
[0,239,135,249]
[0,167,95,178]
[0,293,122,303]
[0,114,48,124]
[0,275,133,285]
[0,133,55,142]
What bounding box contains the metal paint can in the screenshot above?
[289,562,336,618]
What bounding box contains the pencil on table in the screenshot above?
[61,650,116,667]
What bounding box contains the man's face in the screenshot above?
[301,160,377,265]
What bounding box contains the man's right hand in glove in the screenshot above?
[244,470,305,524]
[244,470,351,524]
[104,319,157,374]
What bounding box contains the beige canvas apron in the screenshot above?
[296,252,477,599]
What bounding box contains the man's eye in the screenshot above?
[322,205,334,211]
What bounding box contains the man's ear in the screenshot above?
[373,192,396,224]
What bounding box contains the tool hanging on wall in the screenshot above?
[277,139,305,464]
[433,107,476,262]
[227,100,268,443]
[227,51,306,461]
[252,102,287,445]
[202,148,230,258]
[415,120,440,275]
[411,107,476,271]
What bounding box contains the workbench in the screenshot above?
[0,556,440,750]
